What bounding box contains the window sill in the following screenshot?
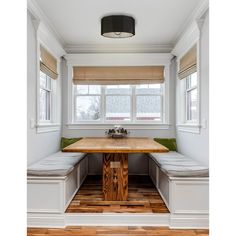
[36,123,61,133]
[176,123,201,134]
[66,123,171,130]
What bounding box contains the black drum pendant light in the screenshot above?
[101,15,135,38]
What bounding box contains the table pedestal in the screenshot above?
[103,153,128,201]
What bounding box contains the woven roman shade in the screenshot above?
[40,45,58,79]
[178,44,197,79]
[72,66,165,85]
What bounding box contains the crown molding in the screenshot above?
[171,0,209,57]
[171,22,199,57]
[64,44,173,54]
[64,53,173,66]
[171,0,209,46]
[27,0,65,46]
[37,23,66,58]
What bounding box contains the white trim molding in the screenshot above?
[171,0,209,50]
[65,213,170,227]
[66,123,172,130]
[176,124,201,134]
[64,53,173,67]
[36,123,61,133]
[64,44,173,54]
[27,0,66,47]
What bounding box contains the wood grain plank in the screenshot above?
[63,137,169,153]
[66,175,169,213]
[103,153,128,201]
[27,226,209,235]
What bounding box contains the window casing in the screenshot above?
[72,84,164,124]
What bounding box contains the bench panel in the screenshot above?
[27,180,63,213]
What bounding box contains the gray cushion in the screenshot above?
[27,151,86,176]
[27,164,74,176]
[149,151,209,177]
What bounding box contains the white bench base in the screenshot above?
[27,155,88,214]
[149,158,209,228]
[27,155,208,229]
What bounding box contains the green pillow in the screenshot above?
[154,138,177,151]
[60,137,82,150]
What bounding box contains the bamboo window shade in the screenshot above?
[40,45,58,79]
[178,44,197,79]
[72,66,165,85]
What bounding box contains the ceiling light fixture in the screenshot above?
[101,15,135,38]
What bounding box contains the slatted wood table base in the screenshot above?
[103,153,128,201]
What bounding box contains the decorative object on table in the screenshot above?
[105,125,130,138]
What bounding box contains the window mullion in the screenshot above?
[101,85,105,123]
[132,85,136,123]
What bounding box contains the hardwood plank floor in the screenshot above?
[27,226,209,235]
[66,175,169,213]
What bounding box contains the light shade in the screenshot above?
[101,15,135,38]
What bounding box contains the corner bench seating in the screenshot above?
[148,151,209,226]
[27,151,88,214]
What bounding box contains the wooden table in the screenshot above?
[63,137,168,201]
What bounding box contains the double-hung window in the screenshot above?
[73,84,164,124]
[37,44,59,132]
[39,71,52,121]
[185,72,197,122]
[177,43,200,132]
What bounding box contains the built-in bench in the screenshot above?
[27,151,88,214]
[148,151,209,228]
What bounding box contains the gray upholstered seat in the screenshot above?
[27,152,86,176]
[149,151,209,177]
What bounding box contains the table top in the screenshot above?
[63,137,169,153]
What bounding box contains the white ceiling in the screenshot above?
[34,0,204,52]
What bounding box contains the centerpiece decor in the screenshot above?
[105,125,129,138]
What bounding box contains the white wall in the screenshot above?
[61,57,176,174]
[27,11,62,165]
[175,12,209,166]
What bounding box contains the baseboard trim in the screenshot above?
[65,213,170,226]
[169,214,209,229]
[27,212,209,229]
[27,214,65,228]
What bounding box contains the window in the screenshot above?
[39,71,52,121]
[74,85,101,121]
[73,84,164,123]
[185,72,197,122]
[105,85,132,121]
[135,84,162,122]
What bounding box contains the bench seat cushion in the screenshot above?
[149,151,209,177]
[27,164,74,176]
[27,152,86,176]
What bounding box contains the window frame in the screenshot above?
[176,41,201,134]
[39,72,52,122]
[73,85,102,123]
[72,84,165,125]
[184,73,198,123]
[104,85,132,123]
[36,41,61,133]
[134,84,164,123]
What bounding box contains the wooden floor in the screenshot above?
[66,175,169,213]
[27,226,209,235]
